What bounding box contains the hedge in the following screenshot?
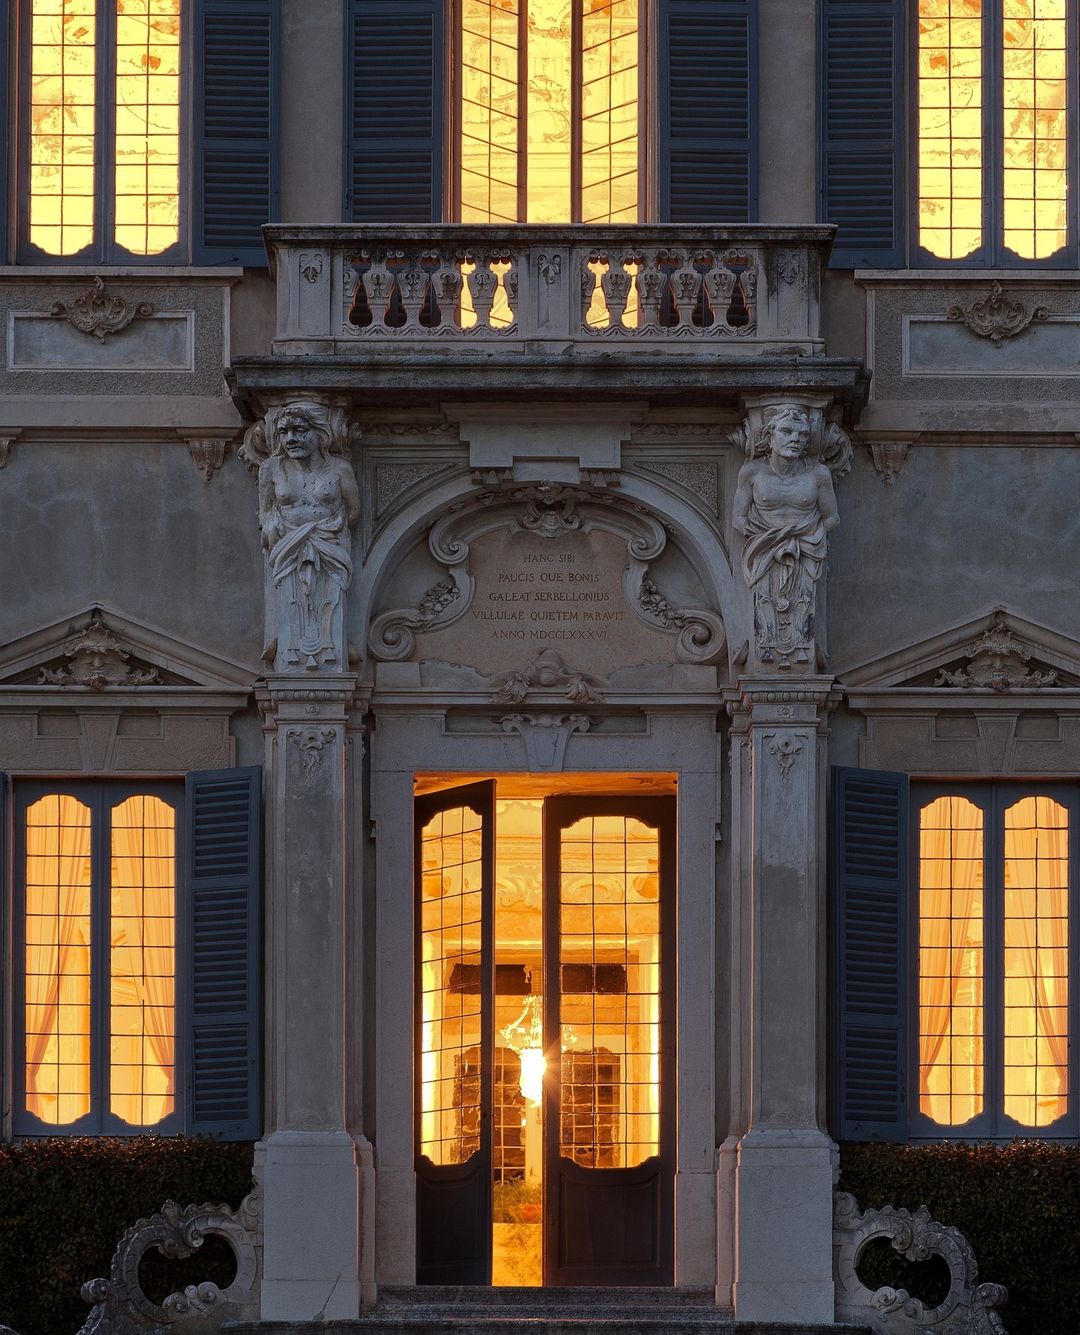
[0,1137,254,1335]
[839,1141,1080,1335]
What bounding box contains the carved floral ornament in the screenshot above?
[50,275,153,342]
[935,612,1060,692]
[948,281,1048,346]
[37,610,162,690]
[367,480,726,673]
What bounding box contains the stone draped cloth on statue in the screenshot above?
[268,516,353,588]
[739,504,827,598]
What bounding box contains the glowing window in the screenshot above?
[914,786,1074,1136]
[24,0,182,260]
[458,0,640,223]
[19,785,179,1133]
[915,0,1073,263]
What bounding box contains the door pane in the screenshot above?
[460,0,521,223]
[580,0,639,223]
[1003,795,1069,1126]
[918,794,985,1125]
[25,794,93,1125]
[419,804,485,1164]
[558,814,660,1167]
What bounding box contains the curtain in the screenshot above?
[918,796,984,1123]
[25,796,92,1123]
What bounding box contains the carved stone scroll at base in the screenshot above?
[77,1191,260,1335]
[834,1192,1008,1335]
[251,401,362,672]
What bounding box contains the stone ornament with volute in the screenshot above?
[242,401,361,673]
[732,402,850,672]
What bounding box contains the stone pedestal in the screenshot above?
[724,677,839,1323]
[256,676,367,1320]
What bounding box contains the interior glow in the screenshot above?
[460,0,520,223]
[918,0,984,260]
[1002,0,1068,259]
[113,0,181,256]
[559,814,660,1167]
[29,0,98,256]
[24,795,93,1124]
[918,795,985,1125]
[1003,796,1068,1126]
[109,794,176,1125]
[419,804,484,1166]
[459,1,639,224]
[580,0,638,223]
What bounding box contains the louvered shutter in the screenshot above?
[820,0,904,267]
[833,767,909,1141]
[193,0,281,265]
[346,0,444,222]
[185,767,262,1138]
[0,0,8,261]
[658,0,756,223]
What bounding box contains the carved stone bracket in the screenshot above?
[731,399,854,482]
[499,711,592,770]
[50,275,153,342]
[864,438,912,486]
[0,430,20,469]
[948,281,1049,346]
[491,649,605,705]
[184,438,229,483]
[77,1191,260,1335]
[834,1191,1008,1335]
[36,609,162,690]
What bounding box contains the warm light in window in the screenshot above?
[917,0,984,260]
[110,794,176,1126]
[25,795,93,1125]
[918,795,985,1125]
[29,0,98,256]
[114,0,181,256]
[459,0,639,224]
[1003,796,1068,1126]
[1002,0,1068,259]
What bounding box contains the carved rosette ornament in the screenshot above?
[834,1192,1008,1334]
[243,402,362,672]
[732,402,850,671]
[948,281,1048,346]
[50,275,153,342]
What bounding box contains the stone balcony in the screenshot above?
[231,226,866,409]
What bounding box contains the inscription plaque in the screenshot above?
[412,527,677,677]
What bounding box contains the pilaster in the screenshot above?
[255,675,368,1320]
[723,676,841,1323]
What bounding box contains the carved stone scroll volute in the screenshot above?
[245,400,362,673]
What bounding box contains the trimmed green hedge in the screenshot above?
[840,1141,1080,1335]
[0,1137,254,1335]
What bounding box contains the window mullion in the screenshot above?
[91,784,110,1133]
[98,0,117,263]
[985,0,1002,266]
[987,786,1005,1136]
[570,0,582,224]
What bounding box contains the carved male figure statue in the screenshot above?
[258,401,361,670]
[733,404,839,668]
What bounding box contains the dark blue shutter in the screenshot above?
[346,0,444,222]
[820,0,904,266]
[833,766,909,1141]
[185,767,262,1139]
[0,0,8,261]
[658,0,756,223]
[193,0,281,264]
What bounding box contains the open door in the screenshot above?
[415,781,495,1284]
[543,797,676,1285]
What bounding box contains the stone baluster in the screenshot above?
[398,260,429,334]
[671,260,701,328]
[467,255,498,329]
[601,263,632,327]
[362,260,394,331]
[638,255,664,332]
[434,264,463,331]
[705,266,737,329]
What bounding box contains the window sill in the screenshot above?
[855,268,1080,285]
[0,265,245,282]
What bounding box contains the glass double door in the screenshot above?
[415,781,675,1286]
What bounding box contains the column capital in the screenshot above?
[724,674,841,728]
[257,673,362,727]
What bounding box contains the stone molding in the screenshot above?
[76,1191,260,1335]
[834,1191,1008,1334]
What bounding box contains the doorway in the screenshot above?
[414,776,675,1287]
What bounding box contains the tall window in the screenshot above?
[23,0,183,260]
[916,0,1070,263]
[457,0,640,223]
[17,782,181,1133]
[915,785,1072,1135]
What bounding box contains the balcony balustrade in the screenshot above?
[264,225,834,363]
